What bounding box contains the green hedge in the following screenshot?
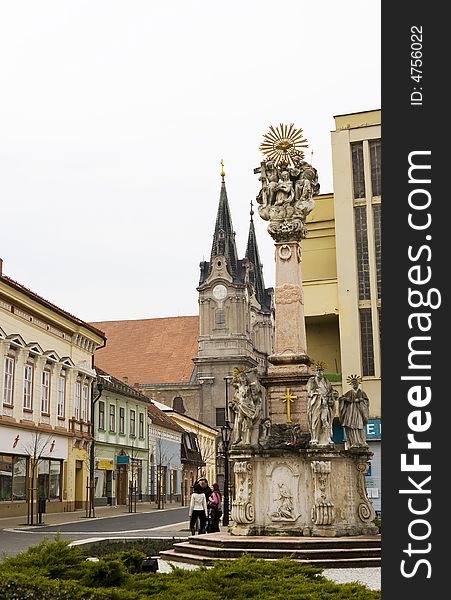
[0,539,381,600]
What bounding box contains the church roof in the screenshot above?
[209,179,239,280]
[245,211,269,310]
[90,316,198,385]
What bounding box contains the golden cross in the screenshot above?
[281,388,297,424]
[220,159,225,180]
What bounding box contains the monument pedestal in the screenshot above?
[230,446,378,537]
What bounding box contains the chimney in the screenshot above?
[0,258,3,276]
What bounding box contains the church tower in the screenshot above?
[194,164,273,429]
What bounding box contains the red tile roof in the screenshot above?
[90,316,199,385]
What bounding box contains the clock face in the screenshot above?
[212,284,227,301]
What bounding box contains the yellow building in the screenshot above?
[0,259,106,518]
[303,109,381,512]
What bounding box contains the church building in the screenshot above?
[92,171,274,432]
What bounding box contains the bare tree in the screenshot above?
[20,428,53,525]
[154,434,174,510]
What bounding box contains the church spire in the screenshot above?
[209,161,239,279]
[245,199,267,308]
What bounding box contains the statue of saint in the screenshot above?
[272,482,294,520]
[230,368,262,446]
[338,375,370,448]
[307,364,338,446]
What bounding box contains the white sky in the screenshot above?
[0,1,380,322]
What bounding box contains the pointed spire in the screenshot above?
[245,203,267,308]
[209,162,239,279]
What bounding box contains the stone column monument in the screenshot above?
[229,124,377,537]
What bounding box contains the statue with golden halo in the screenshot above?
[338,375,370,448]
[255,123,319,242]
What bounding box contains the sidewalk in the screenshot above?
[0,501,185,530]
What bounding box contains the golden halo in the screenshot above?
[312,360,327,371]
[346,374,362,385]
[259,123,309,167]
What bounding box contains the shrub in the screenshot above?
[2,538,87,579]
[0,541,380,599]
[83,537,179,557]
[107,549,147,574]
[82,557,128,588]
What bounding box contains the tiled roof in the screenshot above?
[90,316,199,385]
[148,402,186,433]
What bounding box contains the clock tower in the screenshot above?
[194,165,273,429]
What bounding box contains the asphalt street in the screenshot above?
[0,506,190,560]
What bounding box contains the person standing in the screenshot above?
[189,482,208,535]
[196,477,212,502]
[207,483,223,533]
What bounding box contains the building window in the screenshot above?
[0,455,27,501]
[173,396,185,413]
[3,356,15,406]
[109,404,116,432]
[130,409,136,436]
[119,407,125,434]
[82,384,89,422]
[23,363,33,410]
[74,382,81,420]
[139,413,144,438]
[351,141,366,199]
[41,369,51,414]
[98,401,105,430]
[355,206,371,301]
[215,308,225,328]
[57,373,66,418]
[370,139,381,197]
[360,309,375,376]
[216,407,226,427]
[38,459,62,500]
[373,204,381,300]
[13,455,27,500]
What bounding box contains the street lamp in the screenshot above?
[221,376,233,527]
[87,379,104,518]
[220,423,232,526]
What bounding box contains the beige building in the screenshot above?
[0,259,106,518]
[302,109,381,511]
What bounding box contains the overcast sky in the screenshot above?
[0,1,380,323]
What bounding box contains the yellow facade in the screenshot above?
[302,110,381,419]
[0,265,105,517]
[331,109,381,417]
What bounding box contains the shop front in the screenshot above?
[0,424,68,518]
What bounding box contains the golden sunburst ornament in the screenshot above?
[346,374,362,385]
[259,123,309,167]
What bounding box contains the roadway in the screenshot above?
[0,505,190,559]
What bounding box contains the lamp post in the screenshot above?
[88,380,104,518]
[221,375,233,527]
[220,421,232,526]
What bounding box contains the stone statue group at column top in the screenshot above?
[255,155,320,242]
